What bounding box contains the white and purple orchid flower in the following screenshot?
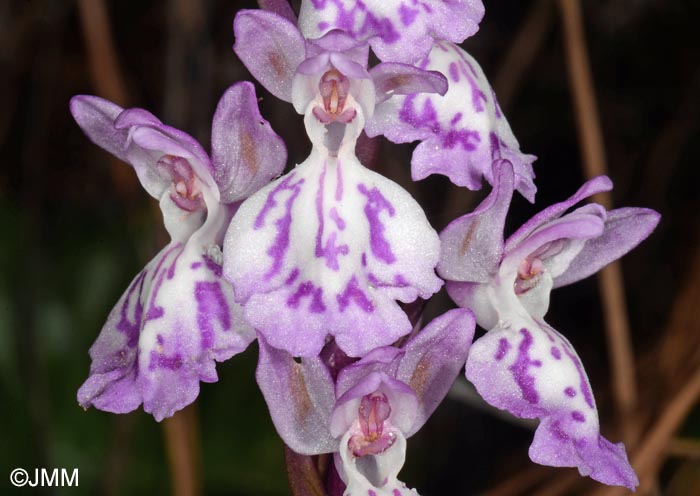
[366,40,537,202]
[70,82,286,420]
[256,309,475,495]
[225,9,447,358]
[438,160,660,489]
[297,0,485,65]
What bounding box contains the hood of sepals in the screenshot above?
[298,0,485,65]
[70,83,286,421]
[438,160,660,330]
[366,40,537,202]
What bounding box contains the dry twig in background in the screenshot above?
[557,0,639,447]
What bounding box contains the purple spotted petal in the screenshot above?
[211,82,287,204]
[256,334,337,455]
[233,9,306,102]
[78,243,255,421]
[505,175,613,251]
[397,308,475,437]
[223,152,442,358]
[257,0,297,23]
[298,0,485,64]
[366,41,536,201]
[438,160,514,283]
[465,317,638,489]
[370,62,448,103]
[554,207,660,288]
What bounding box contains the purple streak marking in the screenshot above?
[285,268,300,286]
[196,280,231,349]
[314,163,328,259]
[149,243,181,282]
[448,62,460,82]
[330,207,346,230]
[118,271,146,348]
[287,281,326,313]
[508,328,542,404]
[562,344,595,409]
[495,337,511,361]
[358,184,396,264]
[399,95,440,133]
[314,163,349,270]
[571,411,586,423]
[491,88,502,118]
[203,255,223,277]
[337,276,374,313]
[145,270,166,322]
[399,4,419,26]
[442,129,480,150]
[255,174,305,280]
[149,350,183,371]
[335,158,344,201]
[367,273,410,288]
[550,346,562,360]
[461,63,487,112]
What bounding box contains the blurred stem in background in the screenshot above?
[164,404,202,496]
[557,0,640,447]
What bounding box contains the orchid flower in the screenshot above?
[233,9,448,125]
[438,160,660,489]
[70,82,286,420]
[297,0,485,64]
[224,10,446,358]
[366,40,537,202]
[256,309,475,495]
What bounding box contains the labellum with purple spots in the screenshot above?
[70,82,286,420]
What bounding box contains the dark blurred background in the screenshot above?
[1,0,699,494]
